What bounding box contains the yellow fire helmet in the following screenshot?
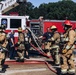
[18,27,23,32]
[50,25,57,29]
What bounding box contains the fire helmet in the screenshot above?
[64,20,72,27]
[50,25,57,29]
[18,27,23,32]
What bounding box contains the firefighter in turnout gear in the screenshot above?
[16,27,25,62]
[0,26,8,71]
[49,25,60,65]
[42,27,52,56]
[61,20,76,74]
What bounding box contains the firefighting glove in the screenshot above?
[62,49,67,54]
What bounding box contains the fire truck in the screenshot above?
[0,0,28,43]
[0,0,28,31]
[29,19,76,36]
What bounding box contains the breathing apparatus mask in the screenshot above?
[64,25,72,31]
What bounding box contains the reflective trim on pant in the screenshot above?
[51,45,60,65]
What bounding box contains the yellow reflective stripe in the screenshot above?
[51,37,54,41]
[66,45,71,50]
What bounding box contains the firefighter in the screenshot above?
[24,28,32,59]
[16,27,25,62]
[61,20,76,74]
[41,27,52,56]
[0,26,8,71]
[49,25,60,65]
[9,30,15,59]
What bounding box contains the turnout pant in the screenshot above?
[51,45,60,65]
[0,52,5,70]
[61,54,75,69]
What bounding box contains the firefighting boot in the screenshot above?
[68,68,75,74]
[0,64,2,71]
[68,58,75,74]
[20,56,24,62]
[61,63,68,74]
[61,56,68,74]
[20,59,24,62]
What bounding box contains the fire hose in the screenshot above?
[30,43,57,74]
[25,27,52,57]
[26,27,54,59]
[30,43,52,59]
[25,27,57,74]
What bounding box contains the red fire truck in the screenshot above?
[0,15,29,43]
[0,0,27,43]
[29,19,76,36]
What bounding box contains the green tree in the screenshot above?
[3,0,76,20]
[1,0,35,18]
[37,0,76,20]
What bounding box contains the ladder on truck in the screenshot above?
[0,0,27,14]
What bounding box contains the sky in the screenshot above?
[28,0,76,7]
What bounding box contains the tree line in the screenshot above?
[1,0,76,20]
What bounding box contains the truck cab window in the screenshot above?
[10,19,21,28]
